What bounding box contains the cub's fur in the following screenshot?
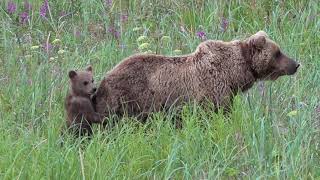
[65,66,103,137]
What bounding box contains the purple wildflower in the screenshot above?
[220,17,229,32]
[196,31,206,40]
[105,0,112,6]
[113,31,120,39]
[108,26,120,39]
[42,42,53,53]
[7,1,16,14]
[40,0,49,18]
[24,1,32,11]
[20,12,29,24]
[74,30,81,37]
[120,13,128,23]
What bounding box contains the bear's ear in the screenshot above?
[248,31,267,49]
[86,65,93,72]
[68,70,77,79]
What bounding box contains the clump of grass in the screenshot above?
[0,0,319,179]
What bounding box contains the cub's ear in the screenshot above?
[248,31,267,49]
[68,70,77,79]
[86,65,93,72]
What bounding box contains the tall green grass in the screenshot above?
[0,0,319,179]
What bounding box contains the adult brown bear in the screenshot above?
[94,31,299,121]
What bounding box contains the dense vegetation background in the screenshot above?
[0,0,319,179]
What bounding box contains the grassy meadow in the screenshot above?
[0,0,320,179]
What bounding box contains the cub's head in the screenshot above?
[244,31,300,80]
[68,66,96,97]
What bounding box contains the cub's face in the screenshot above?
[68,66,97,97]
[247,31,300,80]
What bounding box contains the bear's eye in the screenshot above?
[274,51,281,59]
[83,81,89,86]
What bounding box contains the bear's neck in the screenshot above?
[193,40,258,93]
[231,42,259,92]
[228,57,257,92]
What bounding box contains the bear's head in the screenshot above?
[245,31,300,80]
[68,66,97,97]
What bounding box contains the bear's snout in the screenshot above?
[91,87,97,93]
[287,59,300,75]
[276,54,300,76]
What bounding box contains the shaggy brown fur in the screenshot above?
[94,31,300,121]
[65,66,104,136]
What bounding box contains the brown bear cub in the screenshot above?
[65,66,103,137]
[94,31,300,122]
